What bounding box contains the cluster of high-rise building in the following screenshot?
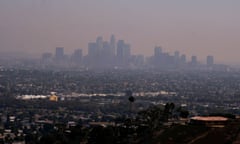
[41,35,215,70]
[151,46,214,69]
[86,35,133,68]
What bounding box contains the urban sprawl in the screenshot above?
[1,36,240,143]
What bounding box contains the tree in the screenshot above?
[176,107,189,118]
[88,126,116,144]
[126,90,135,113]
[137,105,164,130]
[128,96,135,103]
[163,102,175,121]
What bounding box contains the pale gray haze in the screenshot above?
[0,0,240,64]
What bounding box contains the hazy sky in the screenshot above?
[0,0,240,64]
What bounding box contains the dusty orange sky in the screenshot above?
[0,0,240,64]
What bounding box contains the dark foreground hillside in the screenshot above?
[152,122,240,144]
[29,120,240,144]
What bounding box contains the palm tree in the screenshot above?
[126,90,135,113]
[163,102,175,121]
[128,95,135,103]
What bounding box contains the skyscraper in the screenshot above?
[72,49,83,64]
[117,40,131,66]
[180,54,187,64]
[103,41,111,56]
[154,46,162,57]
[96,36,103,51]
[55,47,64,61]
[110,35,116,56]
[88,42,100,67]
[42,52,52,60]
[174,51,180,59]
[191,56,198,65]
[124,44,131,58]
[117,40,125,59]
[42,52,53,65]
[207,55,214,66]
[88,43,97,57]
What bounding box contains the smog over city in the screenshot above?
[0,1,240,64]
[1,1,240,144]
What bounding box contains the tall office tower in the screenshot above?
[110,35,116,56]
[135,55,145,66]
[117,40,131,66]
[103,41,111,56]
[72,49,82,64]
[154,46,162,57]
[124,44,131,58]
[174,51,180,59]
[42,52,52,60]
[153,46,163,67]
[42,52,53,65]
[174,51,180,66]
[207,55,214,66]
[101,41,112,67]
[180,54,187,63]
[88,42,100,67]
[55,47,64,61]
[88,42,98,57]
[191,56,198,65]
[117,40,125,59]
[96,36,103,51]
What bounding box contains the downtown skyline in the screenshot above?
[37,35,218,70]
[0,1,240,64]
